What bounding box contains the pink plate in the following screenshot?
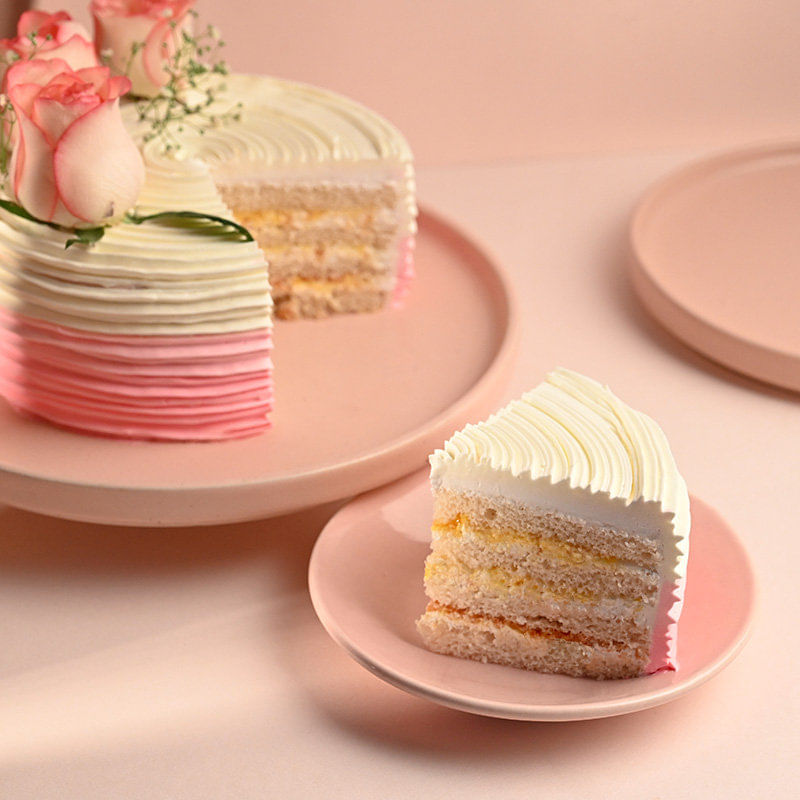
[630,141,800,393]
[309,470,755,721]
[0,209,518,526]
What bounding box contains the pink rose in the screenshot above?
[91,0,195,98]
[6,58,145,228]
[0,11,99,85]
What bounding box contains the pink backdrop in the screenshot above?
[23,0,800,165]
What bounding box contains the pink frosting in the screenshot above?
[390,235,416,309]
[645,572,687,673]
[0,307,273,441]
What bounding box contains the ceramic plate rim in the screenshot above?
[0,207,520,525]
[0,207,518,494]
[629,139,800,393]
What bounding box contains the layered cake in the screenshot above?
[0,6,416,440]
[0,153,273,441]
[417,368,690,679]
[199,75,416,320]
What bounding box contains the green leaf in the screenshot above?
[0,199,66,234]
[0,198,46,224]
[65,227,106,249]
[0,199,107,249]
[125,210,254,242]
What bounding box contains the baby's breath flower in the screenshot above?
[0,99,16,189]
[134,22,240,154]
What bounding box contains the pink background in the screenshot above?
[18,0,800,164]
[3,2,799,799]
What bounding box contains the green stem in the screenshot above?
[124,210,254,242]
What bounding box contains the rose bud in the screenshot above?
[0,11,99,86]
[91,0,195,98]
[5,58,145,228]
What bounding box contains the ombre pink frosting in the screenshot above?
[646,573,687,673]
[391,235,416,309]
[0,307,273,441]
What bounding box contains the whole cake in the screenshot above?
[416,368,691,679]
[0,4,416,440]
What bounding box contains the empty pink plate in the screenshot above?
[309,470,755,721]
[631,141,800,393]
[0,209,517,526]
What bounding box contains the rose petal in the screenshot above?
[12,111,59,222]
[32,95,98,147]
[142,18,179,88]
[54,21,92,45]
[91,14,156,95]
[16,11,59,38]
[7,82,43,119]
[5,58,74,105]
[106,75,133,100]
[74,66,114,92]
[43,35,100,71]
[54,99,144,224]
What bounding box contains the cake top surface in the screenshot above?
[430,368,689,525]
[131,74,413,181]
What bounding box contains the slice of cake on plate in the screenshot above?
[417,368,690,679]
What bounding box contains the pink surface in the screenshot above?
[1,151,796,799]
[631,142,800,393]
[0,210,517,525]
[309,470,754,721]
[38,1,800,166]
[645,572,686,675]
[390,235,416,308]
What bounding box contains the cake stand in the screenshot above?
[0,209,518,526]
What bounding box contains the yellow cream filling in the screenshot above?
[232,207,378,226]
[432,514,623,568]
[289,274,379,294]
[425,555,649,605]
[263,243,374,258]
[425,556,608,603]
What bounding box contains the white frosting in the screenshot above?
[131,74,417,236]
[431,368,689,535]
[430,368,691,660]
[0,73,416,336]
[0,159,271,335]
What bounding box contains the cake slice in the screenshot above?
[416,368,690,679]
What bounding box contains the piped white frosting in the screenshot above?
[430,368,691,670]
[131,74,417,236]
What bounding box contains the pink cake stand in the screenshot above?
[0,209,518,526]
[630,141,800,393]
